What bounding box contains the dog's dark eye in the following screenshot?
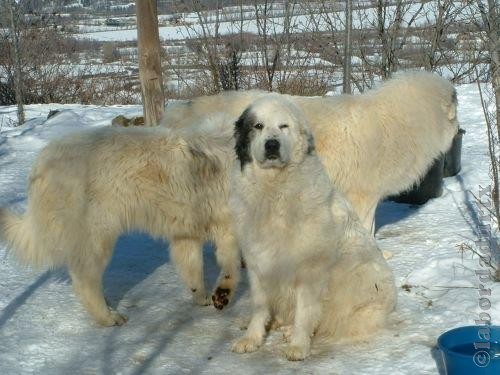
[279,124,289,129]
[254,123,264,130]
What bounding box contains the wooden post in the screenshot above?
[136,0,165,126]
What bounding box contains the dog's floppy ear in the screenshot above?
[234,107,254,170]
[306,133,315,155]
[299,122,315,156]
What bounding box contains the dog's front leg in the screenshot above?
[212,229,241,310]
[232,269,269,353]
[285,279,323,361]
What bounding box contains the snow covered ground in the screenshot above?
[0,84,498,374]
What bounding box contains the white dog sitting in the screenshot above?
[230,95,396,360]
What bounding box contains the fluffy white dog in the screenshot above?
[0,120,240,326]
[163,71,459,233]
[229,95,396,360]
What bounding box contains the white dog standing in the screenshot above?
[163,72,459,233]
[0,119,240,326]
[229,95,396,360]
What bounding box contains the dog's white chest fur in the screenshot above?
[231,157,339,278]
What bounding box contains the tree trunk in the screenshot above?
[343,0,352,94]
[387,0,403,74]
[376,0,389,79]
[136,0,165,126]
[7,0,24,126]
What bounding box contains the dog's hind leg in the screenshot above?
[170,238,210,306]
[345,192,379,235]
[69,236,127,327]
[211,230,240,310]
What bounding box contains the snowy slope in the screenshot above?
[75,3,440,42]
[0,85,498,374]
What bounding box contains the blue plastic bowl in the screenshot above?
[438,326,500,374]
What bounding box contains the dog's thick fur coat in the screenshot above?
[163,71,459,232]
[0,121,241,325]
[229,96,396,360]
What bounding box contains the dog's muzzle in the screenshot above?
[264,139,280,160]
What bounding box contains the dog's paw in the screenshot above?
[212,287,231,310]
[231,336,261,354]
[285,344,310,361]
[98,311,128,327]
[111,311,129,326]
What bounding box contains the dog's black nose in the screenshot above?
[265,139,280,157]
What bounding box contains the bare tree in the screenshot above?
[343,0,353,94]
[254,0,279,91]
[424,0,451,71]
[477,80,500,227]
[160,0,493,99]
[193,0,223,92]
[476,0,499,141]
[5,0,24,125]
[305,1,354,90]
[173,0,241,94]
[414,0,481,82]
[476,0,500,225]
[373,0,424,78]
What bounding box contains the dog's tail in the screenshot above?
[0,208,47,268]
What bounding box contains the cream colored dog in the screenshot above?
[229,95,396,360]
[0,120,240,326]
[163,71,459,233]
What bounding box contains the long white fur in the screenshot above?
[162,71,459,232]
[0,117,241,326]
[229,95,396,360]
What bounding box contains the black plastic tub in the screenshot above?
[389,155,445,205]
[443,128,466,177]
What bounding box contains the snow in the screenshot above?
[0,84,499,374]
[72,3,434,43]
